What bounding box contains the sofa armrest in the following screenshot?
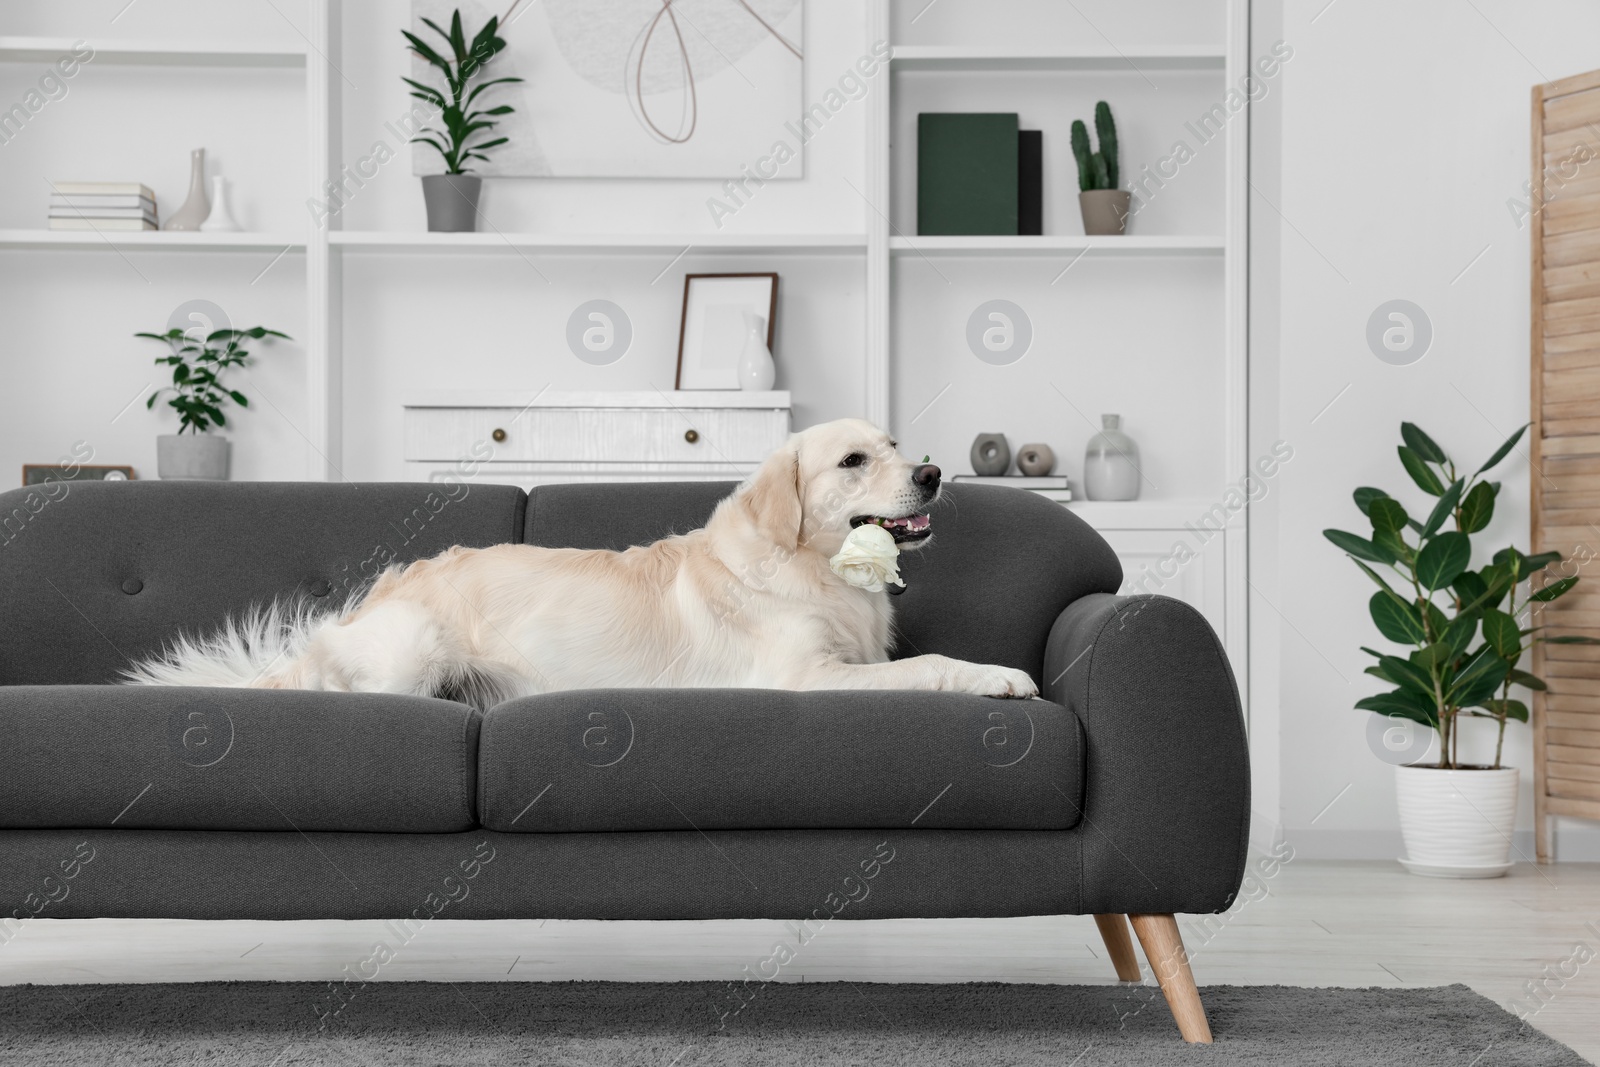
[1044,594,1249,915]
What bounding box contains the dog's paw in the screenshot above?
[965,664,1039,699]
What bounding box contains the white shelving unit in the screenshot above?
[0,37,307,67]
[328,231,867,255]
[0,229,306,252]
[1,0,1249,696]
[867,0,1250,692]
[888,235,1224,256]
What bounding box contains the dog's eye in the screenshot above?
[839,452,867,469]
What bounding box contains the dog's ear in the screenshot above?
[740,444,803,551]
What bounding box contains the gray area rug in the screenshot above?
[0,980,1586,1065]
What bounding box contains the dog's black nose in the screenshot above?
[913,463,942,488]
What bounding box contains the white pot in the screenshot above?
[1394,764,1519,878]
[156,433,230,480]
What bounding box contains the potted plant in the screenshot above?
[1324,422,1598,877]
[1071,101,1130,236]
[136,325,290,480]
[402,8,522,232]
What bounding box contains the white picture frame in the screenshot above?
[675,273,779,390]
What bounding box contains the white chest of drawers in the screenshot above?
[402,390,791,489]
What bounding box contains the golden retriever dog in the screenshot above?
[126,418,1039,706]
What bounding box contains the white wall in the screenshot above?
[1256,0,1600,858]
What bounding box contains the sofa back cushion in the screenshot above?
[525,481,1122,683]
[0,481,526,686]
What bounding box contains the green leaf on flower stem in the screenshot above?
[1325,529,1396,564]
[1379,654,1436,696]
[1531,576,1579,602]
[1368,497,1408,533]
[1522,551,1564,573]
[1365,664,1397,684]
[1371,591,1428,644]
[1481,609,1521,658]
[1351,558,1400,596]
[1374,527,1413,565]
[1421,480,1463,539]
[1487,698,1530,723]
[1544,634,1600,645]
[1353,487,1390,516]
[1449,646,1511,705]
[1355,690,1440,728]
[1410,641,1453,670]
[1423,599,1449,640]
[1458,481,1498,533]
[1443,613,1479,658]
[1416,531,1471,590]
[1399,446,1447,495]
[1401,423,1448,464]
[1507,668,1548,691]
[1452,571,1489,613]
[1475,423,1529,477]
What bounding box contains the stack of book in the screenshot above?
[49,182,158,231]
[951,475,1072,503]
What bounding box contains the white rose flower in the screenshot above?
[829,523,905,592]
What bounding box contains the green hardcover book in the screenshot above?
[917,113,1020,236]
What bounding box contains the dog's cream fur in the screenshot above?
[125,419,1038,705]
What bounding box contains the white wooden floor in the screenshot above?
[3,860,1597,1060]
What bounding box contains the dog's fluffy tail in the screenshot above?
[122,600,331,691]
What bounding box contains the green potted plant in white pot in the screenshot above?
[137,325,290,480]
[1324,422,1597,878]
[402,8,521,232]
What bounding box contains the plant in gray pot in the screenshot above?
[1071,101,1130,236]
[403,9,521,233]
[137,325,290,480]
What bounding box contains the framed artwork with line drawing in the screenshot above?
[409,0,805,178]
[676,272,778,390]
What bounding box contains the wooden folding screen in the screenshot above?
[1530,70,1600,861]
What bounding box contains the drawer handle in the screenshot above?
[491,428,507,443]
[684,429,700,444]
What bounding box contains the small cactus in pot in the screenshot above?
[1071,100,1131,235]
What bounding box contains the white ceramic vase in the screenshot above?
[1394,764,1519,878]
[737,312,776,391]
[200,175,241,232]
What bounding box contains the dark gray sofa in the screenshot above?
[0,478,1247,1043]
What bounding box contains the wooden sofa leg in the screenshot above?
[1129,914,1213,1044]
[1093,914,1143,982]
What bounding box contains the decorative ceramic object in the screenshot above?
[1079,190,1132,236]
[165,148,209,231]
[422,174,482,232]
[969,433,1010,476]
[1083,414,1139,500]
[157,434,229,480]
[1017,443,1055,476]
[1394,765,1518,878]
[736,312,776,391]
[199,175,240,232]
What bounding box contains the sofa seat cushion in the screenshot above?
[478,690,1083,833]
[0,687,479,833]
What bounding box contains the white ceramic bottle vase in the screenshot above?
[165,148,210,231]
[200,175,241,232]
[737,312,776,391]
[1083,413,1140,501]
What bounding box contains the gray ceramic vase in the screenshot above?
[1079,189,1132,236]
[422,174,482,232]
[969,433,1011,476]
[165,148,210,231]
[1016,443,1056,476]
[157,434,229,480]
